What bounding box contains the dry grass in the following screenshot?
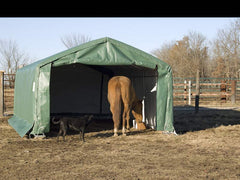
[0,108,240,179]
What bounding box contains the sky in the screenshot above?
[0,17,236,64]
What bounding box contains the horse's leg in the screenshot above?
[126,105,131,132]
[122,103,130,136]
[113,113,120,137]
[110,106,120,137]
[122,108,126,136]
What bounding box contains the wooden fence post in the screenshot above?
[184,80,187,105]
[220,80,226,103]
[195,70,200,113]
[231,80,237,104]
[188,80,191,105]
[0,71,4,117]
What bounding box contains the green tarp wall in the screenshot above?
[8,37,175,137]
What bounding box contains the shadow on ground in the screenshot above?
[48,117,154,138]
[174,106,240,134]
[47,118,114,138]
[47,106,240,137]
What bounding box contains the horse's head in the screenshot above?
[132,100,143,123]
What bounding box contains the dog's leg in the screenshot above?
[63,129,67,141]
[62,126,67,141]
[57,129,62,141]
[57,122,64,141]
[80,127,85,142]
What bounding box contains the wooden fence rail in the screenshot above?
[0,73,239,116]
[173,78,238,106]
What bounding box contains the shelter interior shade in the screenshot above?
[50,63,158,128]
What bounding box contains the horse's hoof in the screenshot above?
[122,133,127,136]
[113,133,118,137]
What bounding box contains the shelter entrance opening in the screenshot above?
[50,63,158,129]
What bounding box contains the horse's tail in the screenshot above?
[114,82,122,119]
[109,82,122,127]
[108,77,122,129]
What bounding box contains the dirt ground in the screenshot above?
[1,108,240,180]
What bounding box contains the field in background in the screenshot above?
[1,107,240,179]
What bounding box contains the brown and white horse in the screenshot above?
[107,76,146,136]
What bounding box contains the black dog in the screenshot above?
[52,115,94,142]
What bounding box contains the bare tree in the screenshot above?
[61,33,91,49]
[188,31,208,78]
[0,39,29,74]
[152,32,208,78]
[153,19,240,79]
[0,39,30,87]
[211,19,240,78]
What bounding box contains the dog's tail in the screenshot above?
[52,117,61,124]
[84,115,94,128]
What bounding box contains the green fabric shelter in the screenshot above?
[8,37,175,137]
